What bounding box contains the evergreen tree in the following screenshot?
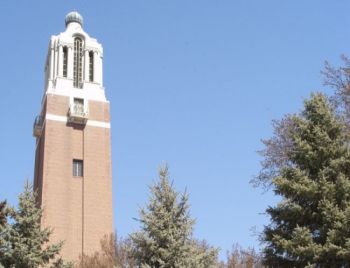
[0,181,70,268]
[0,201,7,227]
[130,165,218,268]
[261,93,350,267]
[0,201,11,267]
[255,55,350,190]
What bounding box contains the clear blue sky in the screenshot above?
[0,0,348,258]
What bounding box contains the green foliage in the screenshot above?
[0,181,70,268]
[0,201,11,265]
[187,239,220,268]
[130,165,218,268]
[0,201,8,227]
[261,93,350,267]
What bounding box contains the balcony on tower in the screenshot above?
[68,98,88,124]
[33,115,44,137]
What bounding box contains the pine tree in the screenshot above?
[0,201,7,227]
[130,165,218,268]
[0,181,70,268]
[0,201,11,267]
[261,93,350,267]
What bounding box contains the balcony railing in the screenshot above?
[68,104,88,124]
[33,115,44,137]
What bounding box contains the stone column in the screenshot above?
[58,45,63,77]
[68,46,74,80]
[93,51,99,84]
[49,46,54,80]
[99,52,103,86]
[84,49,89,82]
[94,51,103,86]
[54,43,58,77]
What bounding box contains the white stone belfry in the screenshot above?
[45,11,105,103]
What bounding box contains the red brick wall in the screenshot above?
[34,94,113,262]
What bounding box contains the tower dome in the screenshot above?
[65,11,83,27]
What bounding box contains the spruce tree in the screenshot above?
[262,93,350,267]
[0,181,69,268]
[130,165,218,268]
[0,201,7,227]
[0,201,11,266]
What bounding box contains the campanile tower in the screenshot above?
[33,12,113,262]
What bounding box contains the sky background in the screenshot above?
[0,0,349,260]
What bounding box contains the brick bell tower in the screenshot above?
[33,12,113,262]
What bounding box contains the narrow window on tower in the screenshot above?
[73,37,83,88]
[73,98,84,116]
[73,159,83,177]
[89,51,94,82]
[63,46,68,78]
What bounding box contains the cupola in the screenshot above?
[65,11,83,28]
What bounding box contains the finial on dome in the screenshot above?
[65,11,83,27]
